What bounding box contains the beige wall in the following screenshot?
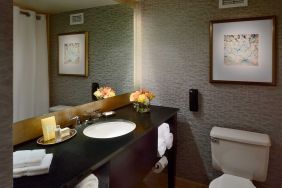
[141,0,282,187]
[0,0,13,187]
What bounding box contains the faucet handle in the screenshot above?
[86,109,102,119]
[84,119,89,126]
[92,109,102,118]
[71,115,81,128]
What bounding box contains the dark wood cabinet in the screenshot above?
[14,105,178,188]
[109,128,157,188]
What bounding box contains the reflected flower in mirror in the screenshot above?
[94,87,116,100]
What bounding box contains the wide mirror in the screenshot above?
[13,0,134,123]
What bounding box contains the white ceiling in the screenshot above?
[13,0,119,14]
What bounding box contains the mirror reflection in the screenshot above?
[13,1,134,123]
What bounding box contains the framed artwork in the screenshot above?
[209,16,276,85]
[58,32,88,77]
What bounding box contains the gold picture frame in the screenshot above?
[58,31,88,77]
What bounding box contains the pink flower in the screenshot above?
[129,89,155,104]
[94,86,116,99]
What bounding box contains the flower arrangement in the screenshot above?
[130,89,155,113]
[94,87,116,100]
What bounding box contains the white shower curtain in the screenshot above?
[13,6,49,122]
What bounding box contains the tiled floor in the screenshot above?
[136,172,208,188]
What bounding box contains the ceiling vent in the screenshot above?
[219,0,248,8]
[70,13,84,25]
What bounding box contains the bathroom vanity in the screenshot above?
[13,105,178,188]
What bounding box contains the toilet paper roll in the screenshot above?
[153,156,168,173]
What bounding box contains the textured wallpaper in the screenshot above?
[0,0,13,187]
[50,4,134,106]
[141,0,282,187]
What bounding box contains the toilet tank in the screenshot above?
[210,127,271,182]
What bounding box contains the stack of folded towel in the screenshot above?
[158,123,174,157]
[13,149,53,178]
[75,174,99,188]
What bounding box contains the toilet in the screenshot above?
[209,127,271,188]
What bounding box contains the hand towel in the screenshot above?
[158,123,174,155]
[75,174,99,188]
[158,138,166,157]
[164,133,173,149]
[158,123,170,139]
[13,153,53,178]
[13,149,46,168]
[13,172,25,178]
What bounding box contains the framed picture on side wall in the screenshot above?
[209,16,276,85]
[58,32,88,77]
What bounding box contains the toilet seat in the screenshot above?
[209,174,256,188]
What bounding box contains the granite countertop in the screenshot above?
[13,105,178,188]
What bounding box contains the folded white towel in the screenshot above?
[13,149,46,169]
[164,133,173,149]
[158,123,170,139]
[158,123,173,156]
[75,174,99,188]
[13,154,53,178]
[158,138,166,157]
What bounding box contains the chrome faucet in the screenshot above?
[84,119,89,126]
[92,109,102,119]
[86,109,102,121]
[71,116,81,128]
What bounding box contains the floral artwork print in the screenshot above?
[224,34,259,66]
[64,43,80,64]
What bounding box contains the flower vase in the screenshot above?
[133,102,150,113]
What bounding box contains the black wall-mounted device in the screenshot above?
[92,83,99,101]
[189,89,198,112]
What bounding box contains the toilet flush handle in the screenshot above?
[211,137,219,143]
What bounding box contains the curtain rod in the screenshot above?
[19,10,42,20]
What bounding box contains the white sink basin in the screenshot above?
[83,119,136,139]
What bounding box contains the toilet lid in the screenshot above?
[209,174,256,188]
